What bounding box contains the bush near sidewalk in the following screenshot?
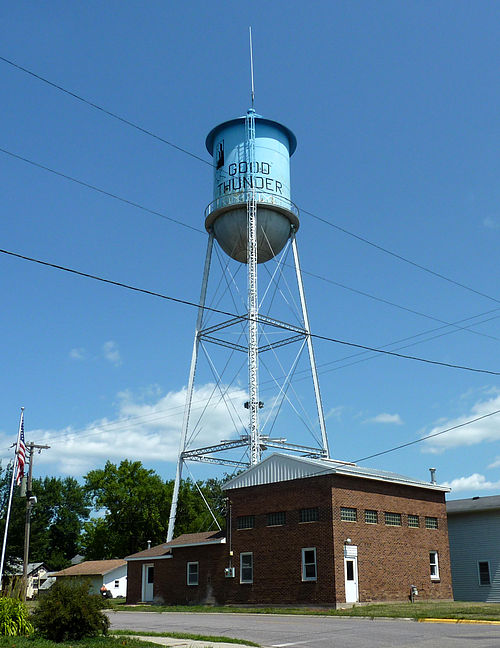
[32,580,110,642]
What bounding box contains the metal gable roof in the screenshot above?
[222,453,448,492]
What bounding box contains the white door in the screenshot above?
[344,556,359,603]
[142,564,154,602]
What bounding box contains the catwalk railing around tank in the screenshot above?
[205,190,300,220]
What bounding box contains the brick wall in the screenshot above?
[225,475,337,605]
[330,475,453,602]
[126,471,453,606]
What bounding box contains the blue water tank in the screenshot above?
[205,111,299,263]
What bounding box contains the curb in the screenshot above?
[418,618,500,626]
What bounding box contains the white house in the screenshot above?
[53,559,127,597]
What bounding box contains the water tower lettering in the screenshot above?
[228,161,270,175]
[218,160,283,197]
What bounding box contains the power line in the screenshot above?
[0,147,203,235]
[1,145,497,345]
[1,246,499,377]
[3,54,499,307]
[0,55,213,169]
[353,409,500,464]
[300,206,500,306]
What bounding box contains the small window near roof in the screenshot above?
[267,511,286,526]
[364,509,378,524]
[408,514,419,528]
[187,561,199,586]
[237,515,255,530]
[425,516,438,529]
[478,561,491,586]
[114,580,119,588]
[300,507,319,523]
[384,512,402,526]
[340,507,357,522]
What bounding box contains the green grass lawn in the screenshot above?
[112,629,259,645]
[115,600,500,621]
[0,638,160,648]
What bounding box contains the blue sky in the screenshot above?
[1,1,499,499]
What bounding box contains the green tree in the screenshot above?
[0,464,90,571]
[83,460,173,559]
[82,460,227,559]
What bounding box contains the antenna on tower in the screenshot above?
[249,26,255,109]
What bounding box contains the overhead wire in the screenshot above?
[2,53,499,307]
[1,246,499,377]
[352,408,500,464]
[1,144,497,344]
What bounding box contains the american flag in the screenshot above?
[15,413,26,486]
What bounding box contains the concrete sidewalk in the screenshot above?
[126,635,258,648]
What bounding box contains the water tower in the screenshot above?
[167,107,330,541]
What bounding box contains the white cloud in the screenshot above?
[364,413,403,425]
[483,216,500,230]
[0,383,248,477]
[422,393,500,453]
[325,406,344,421]
[488,457,500,469]
[69,347,86,361]
[441,473,500,492]
[102,341,122,366]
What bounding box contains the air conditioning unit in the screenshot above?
[224,567,235,578]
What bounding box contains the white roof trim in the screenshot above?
[169,538,226,549]
[125,554,173,562]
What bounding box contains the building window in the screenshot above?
[364,509,378,524]
[302,547,317,581]
[114,580,119,588]
[478,561,491,586]
[267,511,286,526]
[240,553,253,584]
[237,515,255,530]
[425,516,438,529]
[300,507,319,523]
[408,514,420,528]
[384,512,402,526]
[340,507,357,522]
[187,562,199,586]
[430,551,440,580]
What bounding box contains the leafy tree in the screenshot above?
[0,464,90,571]
[83,460,173,559]
[82,460,227,559]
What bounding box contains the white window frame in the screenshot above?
[240,552,253,584]
[430,551,440,581]
[302,547,317,582]
[187,561,199,586]
[477,560,491,586]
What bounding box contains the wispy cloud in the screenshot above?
[0,383,248,477]
[102,341,122,366]
[364,413,403,425]
[441,473,500,492]
[325,406,344,421]
[69,347,86,361]
[422,393,500,453]
[483,216,500,230]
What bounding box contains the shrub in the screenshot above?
[0,596,34,636]
[32,579,109,642]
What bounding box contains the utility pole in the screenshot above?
[22,442,49,601]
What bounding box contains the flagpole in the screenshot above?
[0,408,24,590]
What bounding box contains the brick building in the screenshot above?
[126,454,453,606]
